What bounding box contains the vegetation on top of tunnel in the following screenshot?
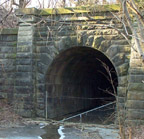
[0,0,144,139]
[40,4,120,15]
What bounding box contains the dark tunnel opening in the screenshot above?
[46,47,118,121]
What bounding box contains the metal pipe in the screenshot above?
[45,91,48,120]
[60,101,115,122]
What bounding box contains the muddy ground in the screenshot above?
[0,119,120,139]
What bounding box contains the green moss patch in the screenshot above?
[40,4,120,15]
[15,8,40,15]
[0,28,18,35]
[15,4,120,16]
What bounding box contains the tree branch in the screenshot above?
[122,0,144,61]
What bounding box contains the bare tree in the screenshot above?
[119,0,144,62]
[12,0,31,8]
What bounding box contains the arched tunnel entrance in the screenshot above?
[46,47,118,122]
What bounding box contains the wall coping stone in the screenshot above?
[15,4,120,16]
[0,28,18,35]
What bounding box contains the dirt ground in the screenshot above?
[0,118,120,139]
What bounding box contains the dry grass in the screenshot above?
[0,100,24,128]
[124,126,144,139]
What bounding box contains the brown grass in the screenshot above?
[0,100,24,128]
[124,126,144,139]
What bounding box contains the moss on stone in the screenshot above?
[73,9,89,13]
[40,8,90,15]
[0,28,18,35]
[40,4,120,15]
[92,16,107,19]
[15,4,120,16]
[15,8,40,15]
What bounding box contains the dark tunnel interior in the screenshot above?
[46,47,118,119]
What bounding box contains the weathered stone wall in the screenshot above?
[126,19,144,125]
[14,5,131,118]
[0,28,17,102]
[1,5,143,124]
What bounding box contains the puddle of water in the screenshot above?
[41,125,60,139]
[0,104,118,139]
[0,124,120,139]
[58,126,65,139]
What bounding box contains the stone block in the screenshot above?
[35,46,51,53]
[16,109,33,117]
[117,87,127,97]
[126,100,144,109]
[36,73,45,83]
[128,83,144,91]
[128,75,144,83]
[16,65,32,72]
[0,35,17,41]
[18,35,33,42]
[86,35,94,46]
[130,59,143,67]
[15,79,32,86]
[77,31,84,45]
[5,54,17,59]
[37,62,48,74]
[15,8,40,16]
[36,103,45,110]
[18,30,33,36]
[0,72,15,78]
[0,28,18,35]
[0,41,17,47]
[126,109,144,120]
[15,72,32,79]
[129,67,144,75]
[35,40,53,46]
[116,63,129,76]
[17,41,33,47]
[92,36,105,49]
[17,53,32,58]
[56,30,76,36]
[112,53,125,66]
[0,54,5,59]
[111,40,129,45]
[118,45,131,53]
[106,45,118,58]
[15,86,33,94]
[36,109,45,117]
[34,36,53,41]
[37,53,52,65]
[0,65,15,72]
[118,76,128,86]
[0,59,15,65]
[17,46,31,52]
[36,84,45,92]
[94,29,119,35]
[127,91,144,100]
[19,26,34,32]
[100,35,125,40]
[16,59,32,65]
[34,31,48,37]
[117,102,125,109]
[18,16,40,24]
[0,47,16,53]
[118,97,125,103]
[98,40,111,52]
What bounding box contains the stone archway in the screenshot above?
[45,46,118,119]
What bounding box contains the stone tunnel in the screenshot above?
[0,4,144,124]
[46,47,118,118]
